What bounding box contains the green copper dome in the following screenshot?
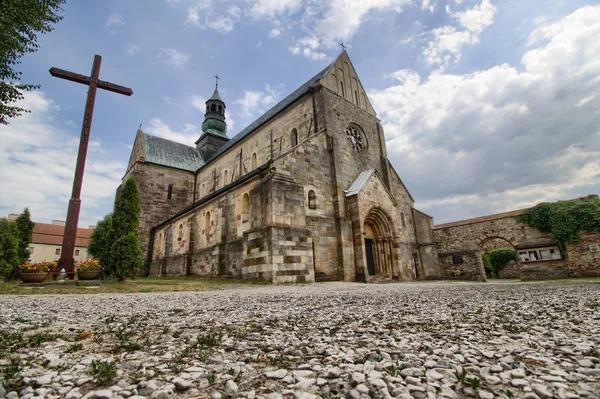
[202,87,227,137]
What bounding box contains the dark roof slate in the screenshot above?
[142,133,204,172]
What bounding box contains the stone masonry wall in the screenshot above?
[566,232,600,277]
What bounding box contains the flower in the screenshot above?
[18,261,55,273]
[76,259,102,271]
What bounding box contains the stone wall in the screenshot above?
[412,209,442,279]
[434,213,599,280]
[566,232,600,277]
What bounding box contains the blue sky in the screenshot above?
[1,0,599,227]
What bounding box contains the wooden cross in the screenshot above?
[214,73,220,88]
[49,54,133,278]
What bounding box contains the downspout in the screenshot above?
[146,228,155,277]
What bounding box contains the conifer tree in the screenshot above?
[15,207,35,265]
[105,178,142,281]
[0,220,20,281]
[87,213,112,268]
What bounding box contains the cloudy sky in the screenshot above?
[1,0,598,227]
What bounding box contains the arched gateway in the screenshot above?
[361,207,398,280]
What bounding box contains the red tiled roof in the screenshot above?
[433,208,529,229]
[30,222,94,247]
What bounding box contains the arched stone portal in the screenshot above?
[361,207,398,280]
[477,236,517,279]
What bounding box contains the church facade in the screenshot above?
[121,51,442,283]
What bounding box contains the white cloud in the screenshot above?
[250,0,302,18]
[191,95,207,112]
[125,43,142,55]
[159,48,191,68]
[289,36,327,61]
[0,92,125,227]
[421,0,435,13]
[423,0,496,69]
[205,15,236,33]
[106,13,124,27]
[370,5,600,223]
[269,28,281,38]
[145,118,199,147]
[235,84,283,119]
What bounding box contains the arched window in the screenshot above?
[201,183,205,197]
[167,184,173,200]
[223,169,228,185]
[308,190,317,210]
[177,224,183,242]
[355,90,359,105]
[210,104,216,112]
[252,153,257,169]
[291,128,298,147]
[340,81,345,97]
[401,213,406,228]
[205,211,211,233]
[242,193,249,220]
[218,105,223,114]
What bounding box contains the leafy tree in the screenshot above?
[487,249,517,278]
[104,178,141,279]
[15,207,35,264]
[0,220,20,281]
[111,232,142,282]
[0,0,66,124]
[87,213,112,268]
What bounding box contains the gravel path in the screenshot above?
[1,281,599,399]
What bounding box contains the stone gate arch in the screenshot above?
[477,236,518,279]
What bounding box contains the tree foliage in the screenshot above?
[0,219,20,281]
[87,213,112,267]
[15,207,35,265]
[516,195,600,254]
[111,232,142,282]
[0,0,66,124]
[103,178,142,280]
[486,249,517,278]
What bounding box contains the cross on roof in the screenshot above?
[339,41,346,51]
[214,73,220,89]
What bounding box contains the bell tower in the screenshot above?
[196,75,229,160]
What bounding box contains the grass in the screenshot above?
[0,276,267,295]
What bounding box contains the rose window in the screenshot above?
[345,125,367,152]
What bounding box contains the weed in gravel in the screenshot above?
[87,360,117,385]
[207,373,216,385]
[318,393,341,399]
[27,332,61,347]
[171,308,184,314]
[13,317,30,323]
[2,357,23,391]
[506,390,514,398]
[388,359,408,377]
[455,367,481,390]
[65,343,83,353]
[527,340,539,349]
[584,346,599,358]
[0,330,25,355]
[112,341,142,353]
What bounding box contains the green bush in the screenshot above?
[487,249,517,278]
[103,178,142,280]
[482,252,492,276]
[15,208,35,265]
[111,232,142,282]
[88,213,112,269]
[0,220,20,281]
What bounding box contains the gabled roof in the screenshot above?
[345,169,398,205]
[141,133,204,172]
[200,58,337,167]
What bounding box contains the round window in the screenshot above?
[345,125,367,152]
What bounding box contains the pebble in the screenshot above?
[0,282,597,399]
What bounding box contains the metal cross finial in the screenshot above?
[138,123,142,129]
[214,74,220,89]
[339,41,346,51]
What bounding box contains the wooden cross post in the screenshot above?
[49,55,133,278]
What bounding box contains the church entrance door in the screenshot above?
[365,239,376,276]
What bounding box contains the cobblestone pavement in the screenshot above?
[1,280,599,399]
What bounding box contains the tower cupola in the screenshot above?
[196,75,229,160]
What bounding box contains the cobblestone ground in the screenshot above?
[1,281,599,399]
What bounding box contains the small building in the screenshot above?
[28,221,94,263]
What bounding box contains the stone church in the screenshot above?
[121,51,442,283]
